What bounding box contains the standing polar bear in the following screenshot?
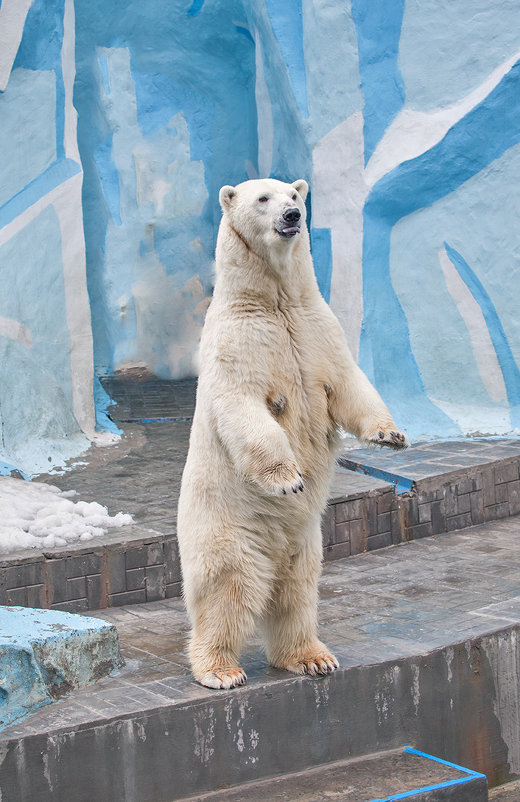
[177,178,408,690]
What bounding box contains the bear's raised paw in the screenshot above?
[367,427,409,450]
[259,462,304,497]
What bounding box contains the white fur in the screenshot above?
[177,178,408,689]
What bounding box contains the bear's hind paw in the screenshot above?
[283,650,339,677]
[197,667,247,690]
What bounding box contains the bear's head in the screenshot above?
[218,178,309,259]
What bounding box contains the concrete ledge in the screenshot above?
[0,606,123,730]
[0,625,508,800]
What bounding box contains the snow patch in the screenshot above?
[0,477,133,555]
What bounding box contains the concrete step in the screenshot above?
[1,519,519,801]
[183,747,488,802]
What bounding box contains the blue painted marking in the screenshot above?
[118,416,193,424]
[187,0,205,17]
[403,747,487,779]
[131,69,214,162]
[358,58,520,436]
[235,25,255,45]
[310,228,333,303]
[94,377,122,436]
[338,457,413,494]
[265,0,309,118]
[0,159,81,229]
[98,55,110,94]
[366,746,486,801]
[444,243,520,407]
[94,136,122,226]
[0,463,30,480]
[366,59,520,226]
[351,0,405,163]
[13,0,66,159]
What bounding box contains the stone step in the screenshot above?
[183,747,488,802]
[1,519,519,801]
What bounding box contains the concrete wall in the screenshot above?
[1,0,519,473]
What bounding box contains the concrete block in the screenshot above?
[144,565,165,601]
[378,511,391,533]
[495,462,519,484]
[0,606,122,731]
[164,539,182,585]
[456,493,471,515]
[509,480,520,515]
[320,506,335,548]
[334,521,350,544]
[418,503,432,523]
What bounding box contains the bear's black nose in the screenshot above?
[282,207,301,224]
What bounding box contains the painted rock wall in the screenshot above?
[0,0,110,476]
[1,0,520,476]
[77,0,520,440]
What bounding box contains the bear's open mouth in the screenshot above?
[276,225,301,238]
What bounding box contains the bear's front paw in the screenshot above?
[366,426,409,450]
[259,461,304,496]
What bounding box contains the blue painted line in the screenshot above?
[351,0,405,163]
[337,457,413,494]
[265,0,309,118]
[310,227,333,303]
[403,746,487,779]
[117,416,193,424]
[444,243,520,407]
[187,0,205,18]
[366,746,486,801]
[0,159,82,229]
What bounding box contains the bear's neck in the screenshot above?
[215,221,319,310]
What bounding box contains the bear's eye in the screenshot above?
[258,195,269,203]
[292,193,298,201]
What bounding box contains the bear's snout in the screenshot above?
[283,207,301,224]
[277,207,301,238]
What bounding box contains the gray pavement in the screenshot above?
[7,513,520,735]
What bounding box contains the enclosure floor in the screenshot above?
[35,378,520,531]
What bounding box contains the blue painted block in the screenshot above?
[0,606,123,731]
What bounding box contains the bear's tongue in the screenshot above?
[282,227,299,234]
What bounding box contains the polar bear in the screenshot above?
[177,178,408,690]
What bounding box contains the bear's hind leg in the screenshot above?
[262,528,338,676]
[187,569,269,690]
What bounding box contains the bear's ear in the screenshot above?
[292,179,308,202]
[219,185,236,211]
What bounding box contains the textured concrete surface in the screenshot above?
[0,606,123,730]
[489,778,520,800]
[0,516,519,800]
[183,748,488,801]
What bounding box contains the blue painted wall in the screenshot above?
[1,0,520,476]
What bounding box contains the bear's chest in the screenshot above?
[267,308,329,419]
